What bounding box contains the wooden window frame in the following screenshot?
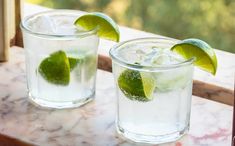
[0,0,22,61]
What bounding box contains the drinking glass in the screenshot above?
[110,38,194,144]
[21,10,99,108]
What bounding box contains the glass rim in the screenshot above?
[109,37,195,71]
[20,10,98,38]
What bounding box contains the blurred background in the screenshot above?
[26,0,235,53]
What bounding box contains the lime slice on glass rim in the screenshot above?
[116,38,217,102]
[74,12,120,42]
[118,70,156,102]
[38,12,120,86]
[171,38,217,75]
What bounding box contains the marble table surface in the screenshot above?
[0,47,233,146]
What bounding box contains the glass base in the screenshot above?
[116,124,189,144]
[28,92,95,109]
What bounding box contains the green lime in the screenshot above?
[118,70,155,102]
[39,50,70,85]
[68,57,82,71]
[171,38,217,75]
[74,12,120,42]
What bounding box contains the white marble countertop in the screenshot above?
[0,47,233,146]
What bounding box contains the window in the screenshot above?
[26,0,235,53]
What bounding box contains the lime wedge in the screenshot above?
[39,50,70,85]
[68,57,82,71]
[74,12,120,42]
[171,38,217,75]
[118,70,155,102]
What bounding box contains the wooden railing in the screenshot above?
[0,134,33,146]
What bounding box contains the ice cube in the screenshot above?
[140,47,161,66]
[52,16,81,35]
[150,49,185,66]
[28,15,57,34]
[151,54,171,65]
[136,49,146,55]
[153,66,193,92]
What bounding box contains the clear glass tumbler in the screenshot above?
[21,10,99,109]
[110,38,194,144]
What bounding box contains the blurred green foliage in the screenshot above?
[26,0,235,53]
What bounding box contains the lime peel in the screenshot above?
[74,12,120,42]
[118,70,155,102]
[39,50,70,85]
[171,38,217,75]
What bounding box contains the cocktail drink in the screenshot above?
[110,38,194,143]
[21,11,120,109]
[110,38,217,144]
[21,11,99,108]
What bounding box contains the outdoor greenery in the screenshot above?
[26,0,235,53]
